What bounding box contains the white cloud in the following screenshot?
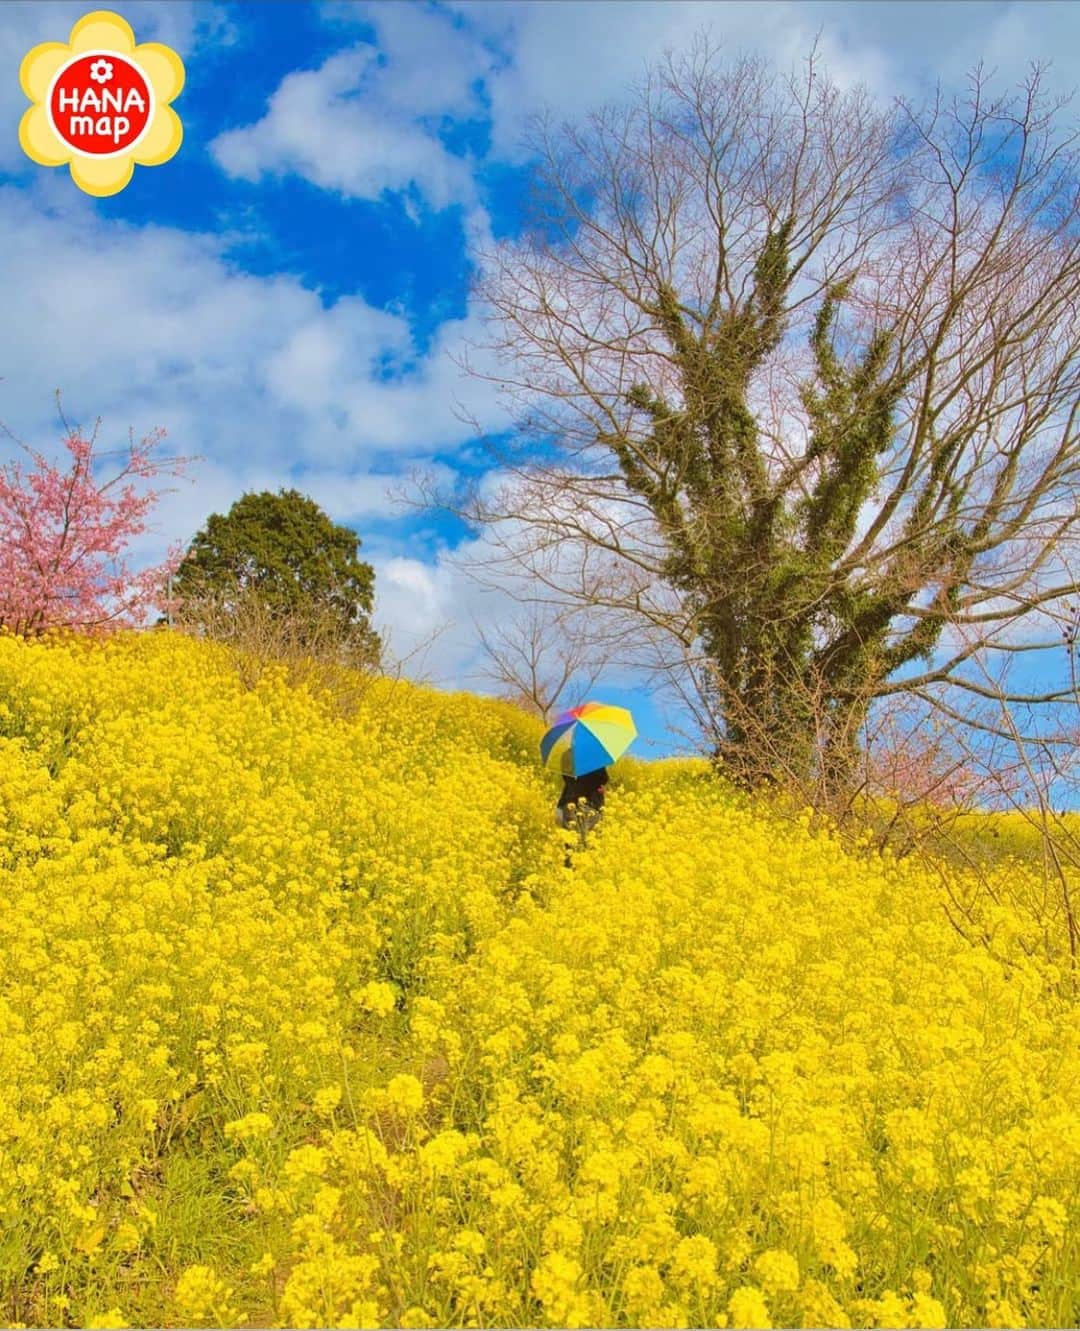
[460,1,816,158]
[451,0,1078,159]
[219,1,1078,222]
[210,2,494,208]
[352,1,493,120]
[299,468,414,521]
[0,183,506,469]
[210,49,473,208]
[370,548,498,682]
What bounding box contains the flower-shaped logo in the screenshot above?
[19,10,184,197]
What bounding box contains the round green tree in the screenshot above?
[174,489,381,665]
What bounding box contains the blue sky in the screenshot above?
[3,0,1077,760]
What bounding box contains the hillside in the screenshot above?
[0,632,1076,1329]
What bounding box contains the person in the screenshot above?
[555,765,609,851]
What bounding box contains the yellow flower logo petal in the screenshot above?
[19,10,184,197]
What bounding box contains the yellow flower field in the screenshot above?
[0,631,1076,1328]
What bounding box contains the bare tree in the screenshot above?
[943,640,1080,973]
[171,584,379,712]
[172,586,446,719]
[471,601,603,721]
[452,38,1080,794]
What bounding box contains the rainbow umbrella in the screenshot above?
[540,701,637,777]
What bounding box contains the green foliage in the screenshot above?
[173,490,381,664]
[608,237,910,790]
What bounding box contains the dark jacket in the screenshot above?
[558,767,609,812]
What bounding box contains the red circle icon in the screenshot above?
[48,52,152,156]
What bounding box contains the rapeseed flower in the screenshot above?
[0,631,1076,1326]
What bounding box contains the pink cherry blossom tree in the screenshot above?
[0,419,189,637]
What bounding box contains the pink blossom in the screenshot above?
[0,426,187,636]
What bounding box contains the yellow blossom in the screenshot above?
[729,1285,772,1329]
[0,631,1076,1329]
